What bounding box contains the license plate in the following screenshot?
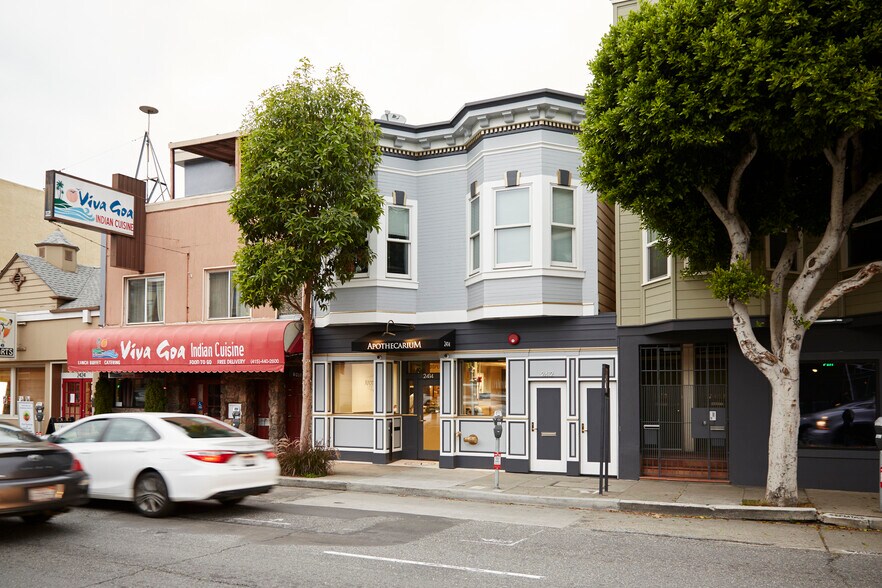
[29,485,59,502]
[240,453,256,467]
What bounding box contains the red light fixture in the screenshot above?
[508,333,520,346]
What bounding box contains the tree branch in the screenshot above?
[729,298,778,374]
[769,230,801,355]
[727,132,758,214]
[805,261,882,324]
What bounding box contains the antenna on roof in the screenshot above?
[381,110,407,124]
[135,105,170,203]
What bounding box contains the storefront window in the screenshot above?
[799,361,878,448]
[0,368,11,415]
[459,360,506,417]
[16,368,45,407]
[333,362,374,414]
[115,378,147,409]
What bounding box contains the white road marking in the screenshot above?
[228,518,291,528]
[324,551,544,579]
[461,528,546,547]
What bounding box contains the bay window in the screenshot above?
[387,205,411,276]
[495,187,531,266]
[644,229,670,282]
[469,193,481,273]
[551,187,575,264]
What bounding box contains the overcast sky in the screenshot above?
[0,1,612,191]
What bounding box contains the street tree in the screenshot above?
[580,0,882,505]
[229,59,383,447]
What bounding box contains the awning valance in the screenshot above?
[351,329,455,352]
[67,321,300,373]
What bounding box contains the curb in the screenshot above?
[279,477,845,523]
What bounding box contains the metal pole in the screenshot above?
[494,435,500,490]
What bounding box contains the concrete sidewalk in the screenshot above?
[279,460,882,531]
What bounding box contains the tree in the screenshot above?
[229,59,384,447]
[144,379,166,412]
[580,0,882,505]
[92,374,114,415]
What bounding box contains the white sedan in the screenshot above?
[49,413,279,517]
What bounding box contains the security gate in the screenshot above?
[639,344,728,480]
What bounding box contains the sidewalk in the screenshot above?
[279,460,882,531]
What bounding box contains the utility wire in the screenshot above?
[58,137,142,173]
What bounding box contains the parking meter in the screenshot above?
[35,402,44,435]
[492,410,504,489]
[232,407,241,429]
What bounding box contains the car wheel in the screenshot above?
[134,472,174,518]
[218,497,244,506]
[21,512,54,524]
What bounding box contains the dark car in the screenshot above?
[799,399,877,447]
[0,422,89,523]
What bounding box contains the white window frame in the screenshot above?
[550,185,576,267]
[469,190,481,274]
[206,268,251,320]
[385,204,412,279]
[125,275,165,325]
[643,229,670,284]
[493,185,532,269]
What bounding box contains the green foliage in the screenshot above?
[229,58,384,312]
[580,0,882,263]
[274,437,338,477]
[143,379,166,412]
[707,258,769,303]
[92,374,114,415]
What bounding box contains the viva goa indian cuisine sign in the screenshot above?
[66,323,298,373]
[44,171,135,237]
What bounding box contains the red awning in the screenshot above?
[67,321,300,374]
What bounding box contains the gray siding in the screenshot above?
[183,158,235,197]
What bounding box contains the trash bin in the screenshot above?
[875,417,882,512]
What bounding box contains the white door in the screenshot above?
[579,381,619,476]
[529,382,566,473]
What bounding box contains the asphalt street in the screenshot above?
[2,486,880,587]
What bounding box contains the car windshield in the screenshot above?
[162,416,246,438]
[0,423,39,443]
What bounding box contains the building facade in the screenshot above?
[311,90,620,475]
[65,142,302,442]
[0,231,100,431]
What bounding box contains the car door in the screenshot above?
[86,418,161,499]
[51,418,110,493]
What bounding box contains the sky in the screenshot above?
[0,1,613,191]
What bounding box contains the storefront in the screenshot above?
[66,320,302,440]
[312,316,619,475]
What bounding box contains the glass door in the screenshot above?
[418,380,440,459]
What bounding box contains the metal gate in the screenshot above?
[640,344,728,480]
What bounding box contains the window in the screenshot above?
[469,192,481,273]
[208,270,248,319]
[644,229,669,282]
[551,187,575,264]
[103,418,160,442]
[164,416,246,438]
[0,368,12,416]
[333,362,374,414]
[459,360,506,416]
[495,187,531,266]
[115,378,146,409]
[386,206,410,276]
[766,233,802,271]
[846,217,882,268]
[54,419,108,443]
[127,276,164,324]
[799,361,877,448]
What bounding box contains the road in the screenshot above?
[2,486,880,587]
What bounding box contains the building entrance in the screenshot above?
[403,361,440,460]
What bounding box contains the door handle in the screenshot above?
[581,423,586,434]
[531,422,536,432]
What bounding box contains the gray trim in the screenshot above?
[374,362,384,414]
[504,458,529,473]
[331,417,373,449]
[528,359,567,379]
[442,419,452,453]
[376,88,584,133]
[579,358,616,379]
[569,358,577,417]
[569,422,577,459]
[508,421,527,456]
[566,461,580,476]
[314,363,326,413]
[375,418,384,451]
[508,359,526,416]
[314,417,326,447]
[385,363,394,414]
[441,360,453,415]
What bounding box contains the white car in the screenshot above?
[49,413,279,517]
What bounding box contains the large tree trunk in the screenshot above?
[764,358,801,506]
[299,281,313,448]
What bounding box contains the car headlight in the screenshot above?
[815,417,829,430]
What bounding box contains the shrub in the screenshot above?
[275,437,338,477]
[144,379,166,412]
[92,374,114,415]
